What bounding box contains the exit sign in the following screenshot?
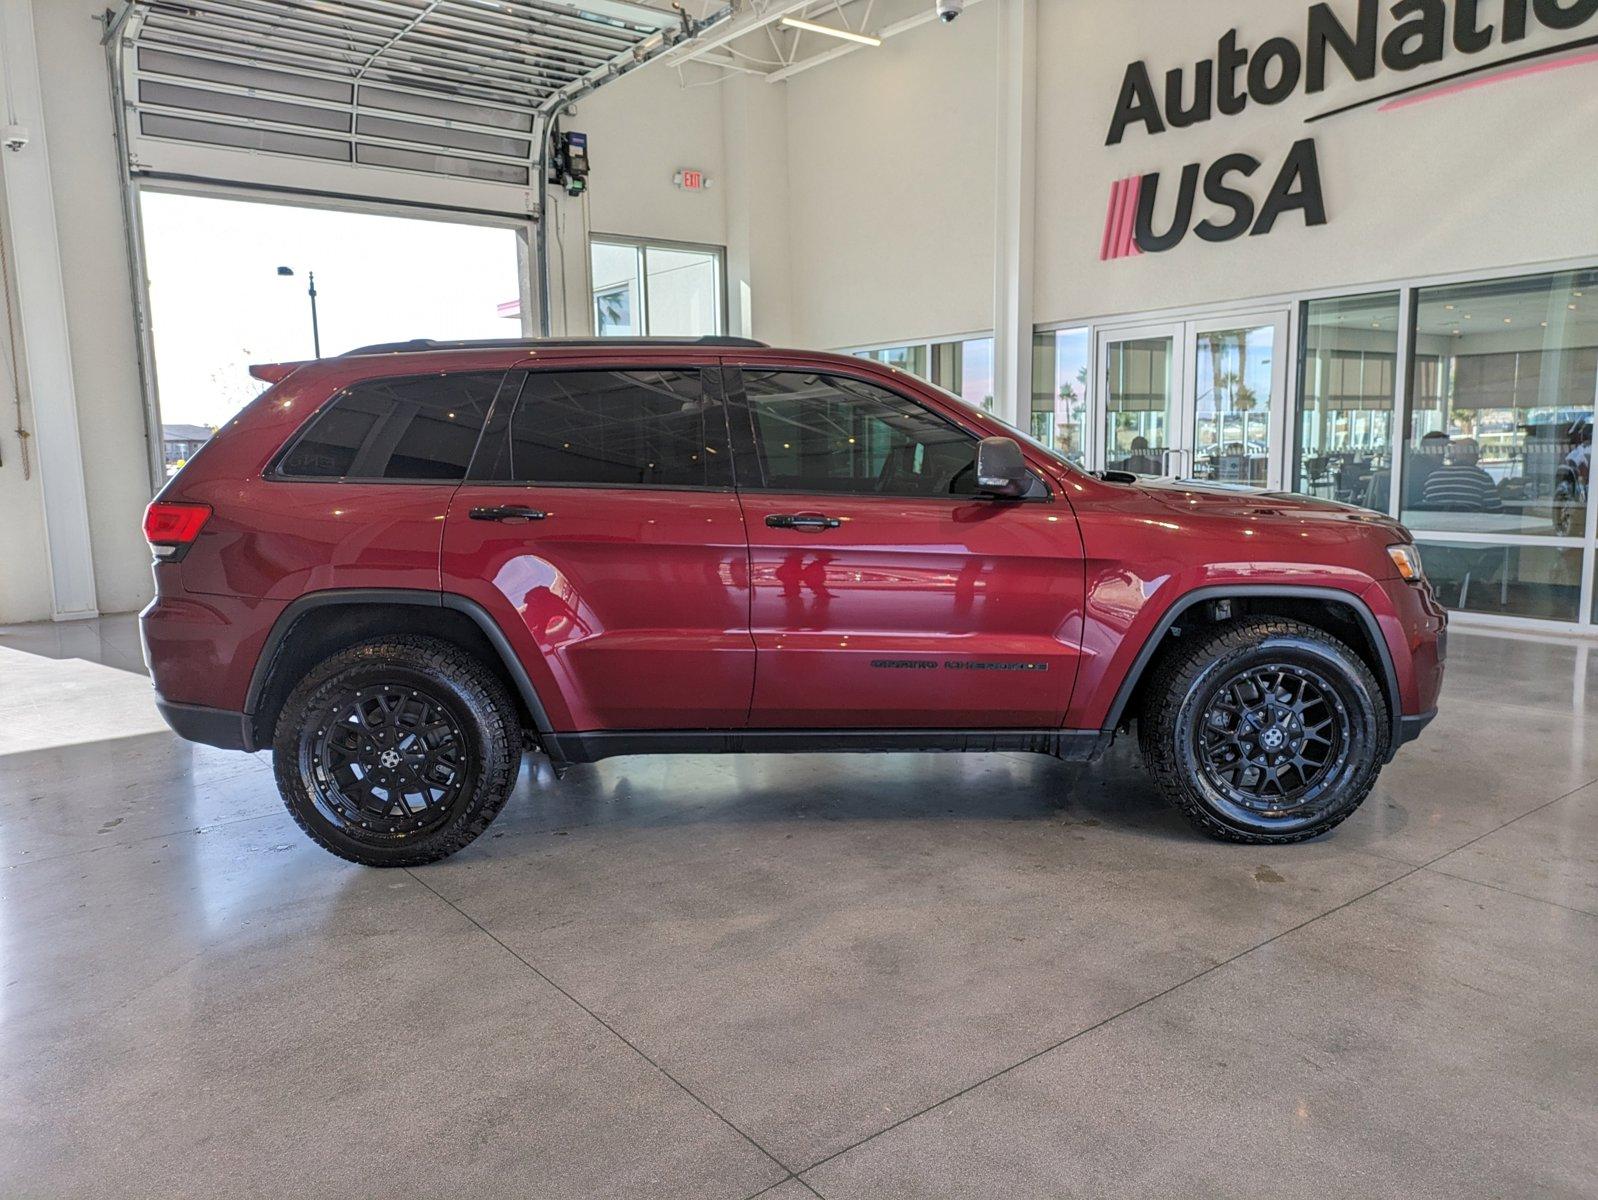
[674,168,708,191]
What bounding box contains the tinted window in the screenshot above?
[499,369,730,488]
[744,371,982,497]
[278,373,499,480]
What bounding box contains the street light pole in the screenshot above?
[307,270,321,358]
[276,265,322,358]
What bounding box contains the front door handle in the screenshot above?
[469,505,548,522]
[766,512,841,531]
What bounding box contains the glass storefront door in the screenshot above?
[1097,324,1179,476]
[1094,310,1290,486]
[1189,315,1287,488]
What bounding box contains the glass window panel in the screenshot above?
[1106,336,1173,474]
[643,246,721,336]
[1031,328,1089,463]
[499,369,730,488]
[590,241,642,336]
[1193,323,1275,487]
[857,344,929,379]
[1415,540,1583,623]
[931,337,995,412]
[278,373,499,480]
[1295,293,1399,508]
[1402,269,1598,537]
[743,371,982,497]
[929,341,959,391]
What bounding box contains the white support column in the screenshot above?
[720,74,793,345]
[990,0,1037,431]
[0,0,98,620]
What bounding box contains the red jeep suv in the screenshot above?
[140,337,1444,866]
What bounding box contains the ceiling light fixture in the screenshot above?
[780,15,881,45]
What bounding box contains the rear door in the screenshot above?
[443,362,753,732]
[727,363,1086,729]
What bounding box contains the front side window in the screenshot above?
[743,371,985,497]
[276,372,500,480]
[497,369,731,488]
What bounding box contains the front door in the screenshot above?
[442,363,754,732]
[726,363,1085,729]
[1095,310,1290,487]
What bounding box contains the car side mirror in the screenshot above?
[975,436,1027,498]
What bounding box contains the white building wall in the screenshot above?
[782,2,998,350]
[0,0,151,623]
[6,0,1598,624]
[0,199,53,624]
[0,4,737,623]
[546,62,732,336]
[1034,0,1598,326]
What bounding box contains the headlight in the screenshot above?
[1387,543,1424,582]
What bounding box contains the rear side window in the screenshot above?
[494,369,731,488]
[276,373,500,480]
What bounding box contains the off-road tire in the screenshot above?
[1138,617,1389,844]
[273,636,521,866]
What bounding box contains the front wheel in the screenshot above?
[1138,618,1389,844]
[273,636,521,866]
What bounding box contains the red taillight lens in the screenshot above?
[143,501,211,558]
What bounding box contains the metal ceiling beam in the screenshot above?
[658,0,817,69]
[764,0,989,82]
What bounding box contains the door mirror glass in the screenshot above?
[975,436,1027,498]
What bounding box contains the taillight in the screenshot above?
[143,501,212,561]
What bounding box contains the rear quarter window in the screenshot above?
[275,372,501,481]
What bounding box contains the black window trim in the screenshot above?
[725,364,1054,504]
[266,369,511,485]
[465,362,737,494]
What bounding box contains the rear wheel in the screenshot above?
[1138,618,1388,844]
[273,636,521,866]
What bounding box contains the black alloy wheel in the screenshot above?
[1139,617,1388,844]
[308,683,469,839]
[1194,662,1352,823]
[274,636,521,866]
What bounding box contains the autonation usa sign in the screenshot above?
[1099,0,1598,259]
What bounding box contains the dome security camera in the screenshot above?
[935,0,964,22]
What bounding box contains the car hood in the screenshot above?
[1129,477,1404,530]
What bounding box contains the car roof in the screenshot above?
[252,338,900,395]
[341,336,768,356]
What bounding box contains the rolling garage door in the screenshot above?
[108,0,729,215]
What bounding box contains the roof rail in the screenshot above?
[341,336,769,356]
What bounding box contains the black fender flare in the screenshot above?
[1101,584,1404,759]
[244,587,557,750]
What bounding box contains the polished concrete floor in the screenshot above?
[0,616,1593,1198]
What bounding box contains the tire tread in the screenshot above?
[1137,617,1388,845]
[272,635,520,867]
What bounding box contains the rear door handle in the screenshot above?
[469,505,548,522]
[766,512,841,531]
